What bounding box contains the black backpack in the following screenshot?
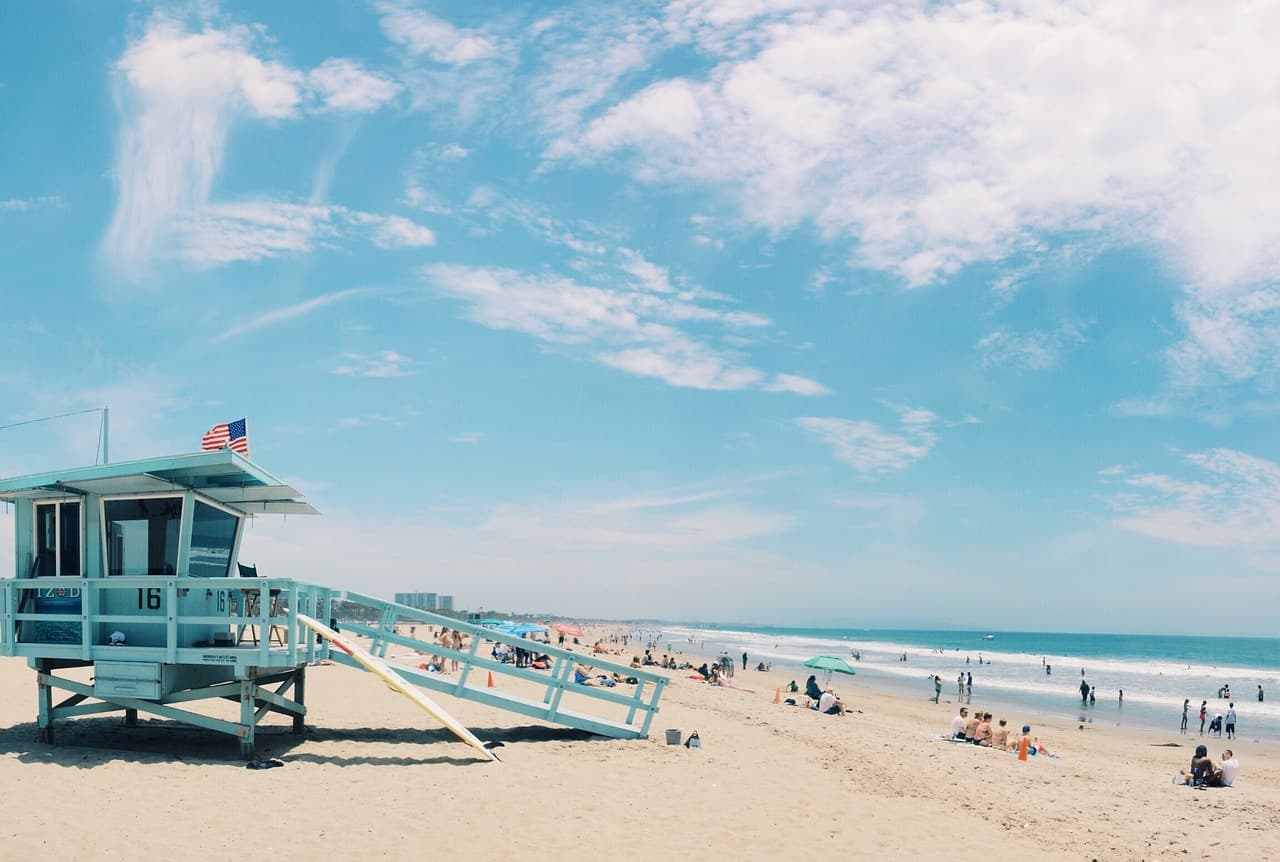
[684,731,701,749]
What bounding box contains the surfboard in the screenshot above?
[296,613,499,762]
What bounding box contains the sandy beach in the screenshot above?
[0,628,1277,862]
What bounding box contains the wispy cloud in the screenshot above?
[214,287,379,343]
[0,195,63,212]
[170,200,434,266]
[449,431,484,444]
[331,350,418,378]
[484,498,792,551]
[797,406,939,474]
[500,1,1280,399]
[420,263,826,393]
[1107,448,1280,557]
[308,58,400,113]
[369,214,436,249]
[375,0,512,119]
[376,2,504,65]
[103,13,400,273]
[977,321,1090,371]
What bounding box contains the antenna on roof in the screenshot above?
[0,406,109,465]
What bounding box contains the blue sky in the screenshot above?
[3,1,1280,635]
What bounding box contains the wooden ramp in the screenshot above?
[323,591,667,740]
[0,577,667,754]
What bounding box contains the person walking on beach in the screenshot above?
[1181,699,1190,734]
[1080,678,1090,704]
[1225,704,1237,739]
[965,672,973,701]
[1199,701,1208,734]
[742,651,748,671]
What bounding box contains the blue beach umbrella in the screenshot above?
[510,623,548,635]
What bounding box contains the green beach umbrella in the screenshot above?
[803,654,857,685]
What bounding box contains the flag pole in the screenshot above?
[101,406,109,464]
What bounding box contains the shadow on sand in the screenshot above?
[0,718,605,768]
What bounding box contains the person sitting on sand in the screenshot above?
[949,707,968,740]
[817,688,846,715]
[805,675,823,701]
[1190,744,1220,786]
[992,718,1010,750]
[1219,750,1239,787]
[974,712,993,746]
[963,709,981,742]
[574,664,597,686]
[787,680,799,693]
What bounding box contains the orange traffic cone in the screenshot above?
[487,671,495,688]
[772,687,781,704]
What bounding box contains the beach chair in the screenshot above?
[237,563,286,646]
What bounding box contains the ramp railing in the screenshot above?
[0,578,667,740]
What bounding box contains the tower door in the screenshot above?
[34,500,82,577]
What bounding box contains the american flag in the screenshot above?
[201,418,249,456]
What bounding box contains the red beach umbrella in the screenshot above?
[552,623,584,637]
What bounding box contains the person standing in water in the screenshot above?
[1080,678,1090,703]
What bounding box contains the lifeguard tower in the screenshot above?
[0,449,667,759]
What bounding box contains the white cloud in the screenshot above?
[103,14,399,272]
[332,350,419,378]
[797,406,938,474]
[1108,448,1280,556]
[977,320,1090,371]
[174,200,336,265]
[0,195,63,212]
[308,58,400,113]
[376,2,503,65]
[421,263,826,393]
[450,431,484,444]
[370,215,436,249]
[532,1,1280,392]
[1110,396,1173,418]
[528,10,663,146]
[170,200,434,266]
[762,373,830,396]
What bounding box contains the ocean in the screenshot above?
[640,624,1280,740]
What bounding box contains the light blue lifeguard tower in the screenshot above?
[0,449,667,758]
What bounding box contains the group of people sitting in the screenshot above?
[633,650,690,670]
[489,639,554,670]
[574,663,638,688]
[947,706,1050,755]
[795,674,847,715]
[1184,745,1239,787]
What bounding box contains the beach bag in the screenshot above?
[685,731,701,749]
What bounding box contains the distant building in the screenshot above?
[394,592,440,610]
[438,595,454,611]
